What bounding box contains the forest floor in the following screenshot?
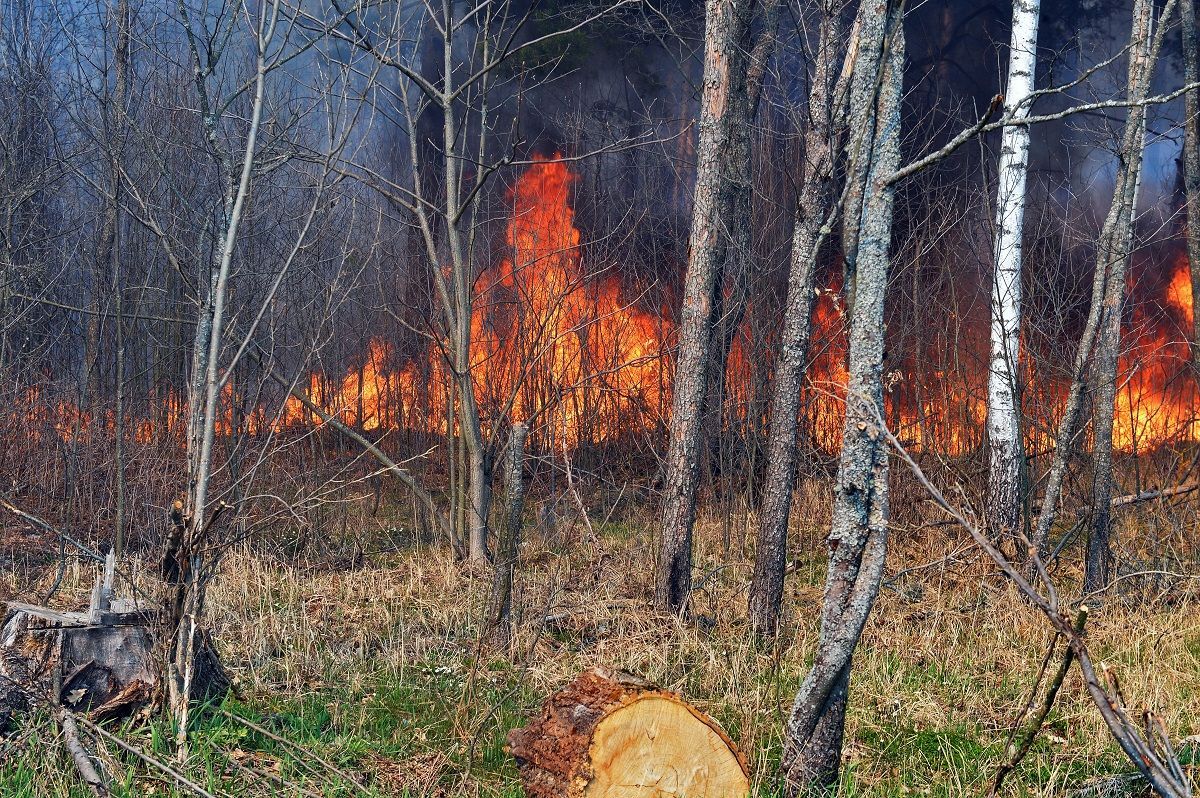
[2,495,1199,797]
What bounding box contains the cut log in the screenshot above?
[506,666,750,798]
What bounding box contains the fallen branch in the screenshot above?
[252,353,451,548]
[1110,482,1200,507]
[215,708,372,796]
[990,607,1088,795]
[57,707,109,798]
[869,402,1194,798]
[0,497,105,563]
[223,750,324,798]
[78,716,223,798]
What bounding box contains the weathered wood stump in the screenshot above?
[506,666,751,798]
[0,553,160,731]
[0,598,159,729]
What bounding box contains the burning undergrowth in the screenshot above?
[7,159,1200,466]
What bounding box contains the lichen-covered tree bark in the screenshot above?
[656,0,759,613]
[1030,0,1166,562]
[986,0,1040,548]
[781,2,903,793]
[749,0,852,640]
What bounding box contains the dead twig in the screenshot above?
[223,749,325,798]
[77,716,224,798]
[868,401,1194,798]
[990,607,1089,795]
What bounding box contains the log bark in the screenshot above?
[507,667,750,798]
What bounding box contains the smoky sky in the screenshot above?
[491,0,1189,208]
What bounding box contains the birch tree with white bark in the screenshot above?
[986,0,1040,548]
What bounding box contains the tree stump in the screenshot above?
[506,666,751,798]
[0,598,159,730]
[0,552,161,732]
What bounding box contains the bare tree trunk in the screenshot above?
[1030,0,1166,559]
[484,423,527,650]
[656,0,759,614]
[443,65,493,562]
[170,2,277,756]
[782,3,903,793]
[702,0,780,517]
[101,0,132,558]
[986,0,1040,549]
[1182,1,1200,381]
[1086,0,1161,592]
[749,0,851,640]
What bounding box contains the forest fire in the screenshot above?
[13,161,1200,457]
[465,155,671,442]
[227,156,672,446]
[1112,253,1200,451]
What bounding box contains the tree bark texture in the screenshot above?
[701,0,781,500]
[1182,0,1200,403]
[749,0,851,640]
[656,0,759,613]
[986,0,1040,547]
[485,423,528,650]
[1086,0,1159,592]
[782,3,903,794]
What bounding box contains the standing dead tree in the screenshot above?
[484,422,528,651]
[781,0,903,792]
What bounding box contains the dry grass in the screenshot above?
[2,490,1200,797]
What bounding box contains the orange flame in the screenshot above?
[15,161,1200,461]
